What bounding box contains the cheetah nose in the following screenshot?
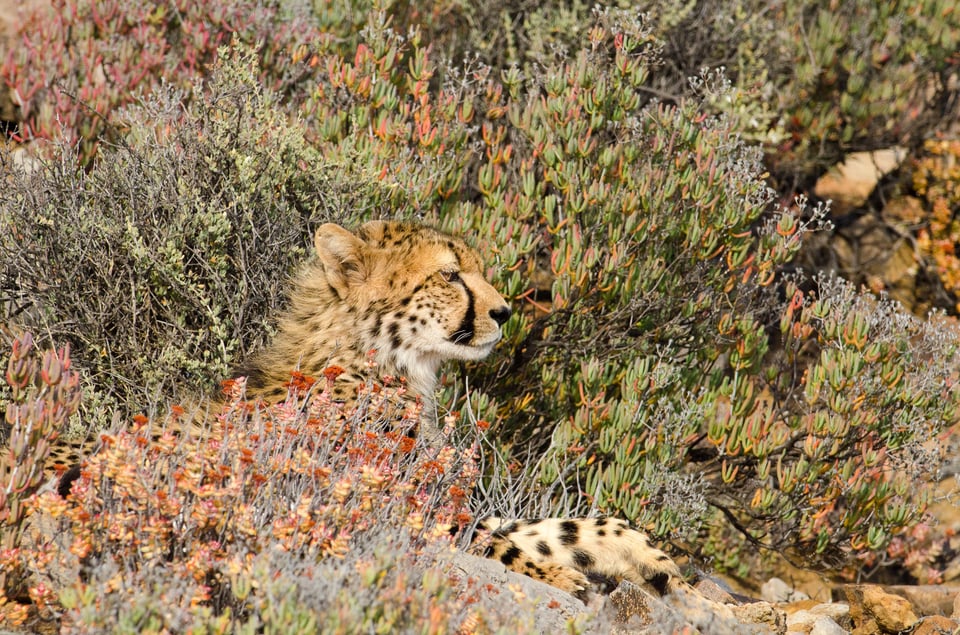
[489,305,512,326]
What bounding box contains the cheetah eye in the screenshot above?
[440,270,461,284]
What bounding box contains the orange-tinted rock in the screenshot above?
[846,585,919,634]
[814,148,907,215]
[912,615,958,635]
[880,585,960,618]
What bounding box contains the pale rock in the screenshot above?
[763,577,811,603]
[808,603,849,621]
[814,148,907,215]
[809,616,847,635]
[694,576,737,604]
[786,609,821,633]
[11,145,39,175]
[445,551,592,632]
[787,603,851,633]
[731,601,787,634]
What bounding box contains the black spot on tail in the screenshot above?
[559,520,579,545]
[57,464,82,498]
[500,545,521,566]
[572,549,595,569]
[536,541,552,556]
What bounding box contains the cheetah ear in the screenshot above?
[314,223,367,298]
[355,220,388,245]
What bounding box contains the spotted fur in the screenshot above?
[231,220,511,441]
[472,517,690,600]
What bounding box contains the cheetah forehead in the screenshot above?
[362,223,483,279]
[374,222,480,265]
[357,220,472,254]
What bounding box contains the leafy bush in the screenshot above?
[913,139,960,312]
[0,333,80,626]
[1,0,328,165]
[0,339,564,631]
[406,8,958,572]
[767,0,959,180]
[290,3,960,573]
[0,48,380,429]
[624,0,960,181]
[708,275,958,574]
[9,0,956,188]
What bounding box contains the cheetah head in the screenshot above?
[314,221,512,382]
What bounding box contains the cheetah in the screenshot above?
[19,220,690,601]
[231,219,512,443]
[40,219,510,478]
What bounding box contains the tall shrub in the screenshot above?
[0,49,364,427]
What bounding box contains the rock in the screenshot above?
[814,148,907,215]
[809,616,848,635]
[953,589,960,620]
[880,584,960,618]
[913,615,959,635]
[731,601,787,634]
[606,582,744,634]
[845,585,918,634]
[10,145,40,175]
[764,577,811,603]
[809,603,850,622]
[787,604,851,634]
[783,599,823,615]
[446,553,777,634]
[865,587,919,633]
[662,588,782,635]
[809,210,940,316]
[445,551,593,632]
[606,581,656,628]
[851,618,882,635]
[878,237,922,307]
[786,608,821,633]
[695,576,737,604]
